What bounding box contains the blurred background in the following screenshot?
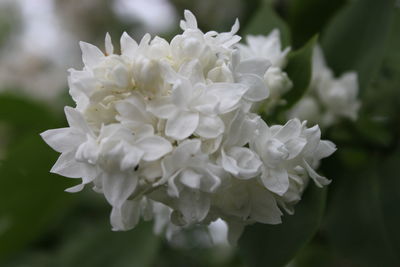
[0,0,399,266]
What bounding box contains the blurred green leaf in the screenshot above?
[0,93,63,148]
[377,152,400,260]
[0,93,60,127]
[321,0,396,91]
[283,35,317,109]
[323,157,399,266]
[2,220,161,267]
[354,8,400,147]
[53,222,160,267]
[239,184,327,267]
[0,134,75,262]
[0,93,73,261]
[242,0,291,47]
[287,0,346,48]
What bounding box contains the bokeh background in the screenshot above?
[0,0,399,266]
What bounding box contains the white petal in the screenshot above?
[195,115,224,139]
[136,136,172,161]
[250,184,283,224]
[51,151,95,181]
[102,172,138,208]
[75,137,100,164]
[112,64,130,88]
[172,80,191,109]
[79,41,104,68]
[314,140,336,160]
[167,171,183,197]
[178,60,204,84]
[111,199,141,231]
[116,97,153,126]
[208,219,229,246]
[303,159,331,187]
[147,97,177,119]
[41,128,83,153]
[237,58,270,76]
[120,32,138,58]
[221,149,240,176]
[285,137,307,159]
[166,111,199,140]
[140,161,162,182]
[260,167,289,196]
[120,147,144,171]
[302,125,322,154]
[208,83,248,113]
[192,93,219,115]
[64,107,92,134]
[105,32,114,55]
[204,164,222,193]
[181,10,198,30]
[221,147,262,179]
[179,169,202,189]
[239,73,269,102]
[275,119,302,142]
[178,190,210,224]
[65,184,85,193]
[201,135,223,154]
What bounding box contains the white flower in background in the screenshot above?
[42,10,335,245]
[288,45,360,127]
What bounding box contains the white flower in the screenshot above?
[237,30,290,68]
[289,45,360,127]
[286,96,321,126]
[251,118,336,195]
[42,10,335,244]
[219,110,262,179]
[237,30,293,110]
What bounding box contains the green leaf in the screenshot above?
[354,9,400,147]
[321,0,396,91]
[2,220,161,267]
[377,152,400,261]
[283,35,318,109]
[323,158,399,266]
[241,0,291,47]
[0,134,75,262]
[0,93,61,129]
[53,222,160,267]
[239,184,327,267]
[286,0,346,48]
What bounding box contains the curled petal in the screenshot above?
[303,159,331,187]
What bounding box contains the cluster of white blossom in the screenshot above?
[288,45,360,127]
[41,10,336,244]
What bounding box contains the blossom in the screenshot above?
[42,10,335,244]
[288,45,360,127]
[237,30,293,109]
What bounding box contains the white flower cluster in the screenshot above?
[41,11,335,243]
[288,45,360,127]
